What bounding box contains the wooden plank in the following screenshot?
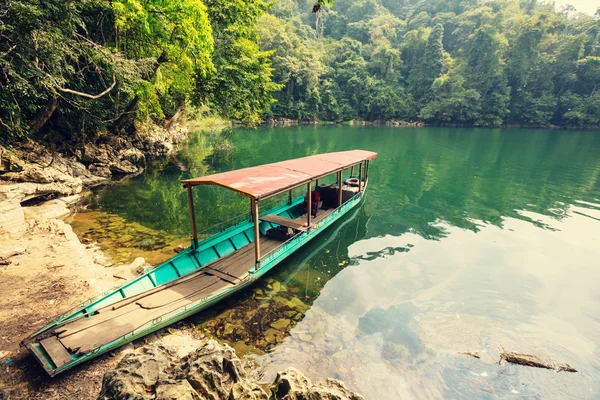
[203,266,240,284]
[293,207,335,225]
[136,275,221,309]
[260,214,306,230]
[40,337,72,368]
[213,239,280,278]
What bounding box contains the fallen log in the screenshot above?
[499,350,577,373]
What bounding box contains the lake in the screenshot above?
[71,126,600,399]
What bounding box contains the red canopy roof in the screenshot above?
[182,149,377,199]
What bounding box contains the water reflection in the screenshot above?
[76,126,600,399]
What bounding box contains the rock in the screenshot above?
[182,340,267,400]
[271,319,291,331]
[2,164,69,184]
[68,160,89,177]
[271,368,364,400]
[98,344,177,400]
[88,164,112,178]
[0,147,25,172]
[499,350,578,373]
[126,257,148,275]
[23,199,72,220]
[156,380,200,400]
[110,160,138,175]
[223,323,235,336]
[81,174,108,187]
[289,297,309,312]
[137,238,156,249]
[264,328,285,344]
[0,170,83,239]
[59,194,82,206]
[0,247,26,261]
[82,143,111,165]
[119,148,146,165]
[271,281,281,293]
[152,333,205,358]
[99,340,363,400]
[297,333,312,342]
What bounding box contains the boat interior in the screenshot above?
[32,180,364,370]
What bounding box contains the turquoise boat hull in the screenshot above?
[23,180,368,376]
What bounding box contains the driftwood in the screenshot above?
[459,349,578,373]
[499,350,578,373]
[458,351,480,359]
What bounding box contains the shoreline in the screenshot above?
[265,118,600,130]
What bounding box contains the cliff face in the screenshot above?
[98,339,364,400]
[0,123,187,241]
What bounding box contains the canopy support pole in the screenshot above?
[365,160,369,183]
[307,182,312,227]
[358,162,363,194]
[338,170,343,206]
[186,183,198,249]
[350,166,354,177]
[251,198,261,270]
[288,189,292,205]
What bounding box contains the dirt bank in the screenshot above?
[0,192,150,398]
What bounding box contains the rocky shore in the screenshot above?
[99,337,363,400]
[265,118,424,127]
[0,122,187,240]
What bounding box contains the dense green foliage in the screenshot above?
[261,0,600,127]
[2,0,599,143]
[0,0,278,142]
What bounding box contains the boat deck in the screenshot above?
[42,206,338,369]
[45,236,279,364]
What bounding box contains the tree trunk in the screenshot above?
[164,104,186,131]
[113,96,140,131]
[29,96,58,135]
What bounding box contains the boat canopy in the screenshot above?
[181,149,377,199]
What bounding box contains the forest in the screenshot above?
[263,0,600,127]
[1,0,599,145]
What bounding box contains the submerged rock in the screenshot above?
[99,340,364,400]
[271,368,364,400]
[271,319,291,331]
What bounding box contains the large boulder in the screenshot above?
[98,345,178,400]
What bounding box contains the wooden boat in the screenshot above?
[22,149,377,376]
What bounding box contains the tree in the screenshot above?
[417,23,444,105]
[196,0,281,126]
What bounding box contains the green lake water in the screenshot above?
[76,126,600,399]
